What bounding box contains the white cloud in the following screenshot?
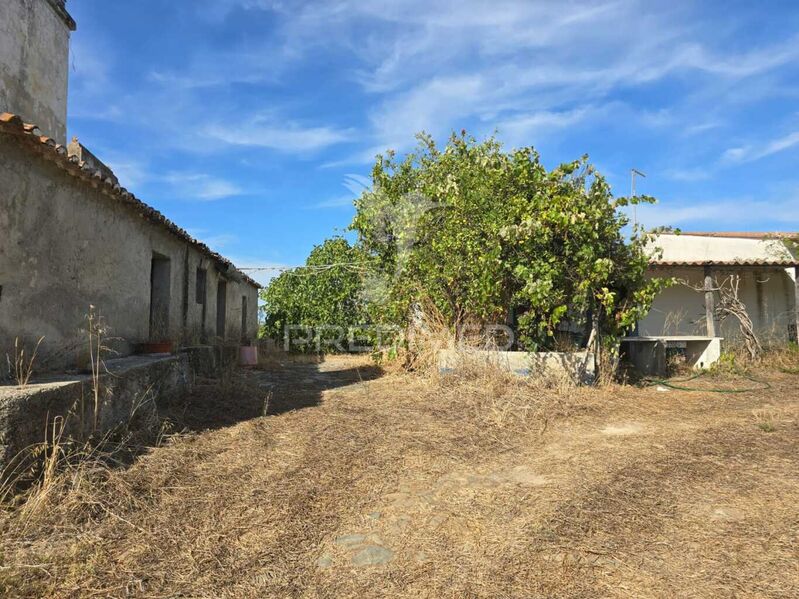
[311,174,370,208]
[101,156,149,188]
[663,167,713,182]
[205,116,354,153]
[495,107,597,147]
[636,195,799,229]
[721,130,799,164]
[70,0,799,172]
[681,121,722,136]
[161,172,244,201]
[204,233,239,250]
[73,152,243,201]
[187,229,239,249]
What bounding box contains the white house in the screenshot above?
[624,232,798,374]
[641,232,798,341]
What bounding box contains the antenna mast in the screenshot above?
[631,168,647,228]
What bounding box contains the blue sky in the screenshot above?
[66,0,799,284]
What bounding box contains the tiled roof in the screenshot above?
[677,232,798,240]
[0,113,260,288]
[651,259,799,268]
[45,0,76,31]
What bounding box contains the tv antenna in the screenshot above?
[631,168,646,228]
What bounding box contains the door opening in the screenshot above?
[241,295,248,343]
[216,279,227,340]
[149,253,171,340]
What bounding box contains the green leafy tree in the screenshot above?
[260,237,368,349]
[352,131,666,351]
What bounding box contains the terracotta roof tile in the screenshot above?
[0,112,260,288]
[0,113,22,126]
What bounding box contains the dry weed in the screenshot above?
[0,357,797,598]
[5,336,44,388]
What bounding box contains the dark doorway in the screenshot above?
[149,253,171,340]
[241,295,248,343]
[216,279,227,340]
[196,267,207,341]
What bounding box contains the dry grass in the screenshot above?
[5,336,45,388]
[1,355,798,598]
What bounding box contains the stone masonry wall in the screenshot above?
[0,134,259,373]
[0,354,190,474]
[0,0,73,144]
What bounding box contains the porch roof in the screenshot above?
[651,259,799,268]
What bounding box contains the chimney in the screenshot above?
[67,137,120,186]
[0,0,76,145]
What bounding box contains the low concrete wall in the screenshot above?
[621,337,722,377]
[181,345,240,379]
[0,354,190,473]
[438,349,596,385]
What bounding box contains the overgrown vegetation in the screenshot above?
[1,355,798,597]
[355,131,665,351]
[260,131,667,365]
[260,237,371,351]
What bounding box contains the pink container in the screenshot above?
[239,346,258,366]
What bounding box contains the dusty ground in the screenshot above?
[1,356,798,598]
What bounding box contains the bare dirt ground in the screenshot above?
[1,355,798,598]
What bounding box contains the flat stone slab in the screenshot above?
[334,534,366,547]
[351,545,394,567]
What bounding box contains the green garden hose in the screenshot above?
[643,371,771,393]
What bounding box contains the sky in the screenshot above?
[65,0,799,284]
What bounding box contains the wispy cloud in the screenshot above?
[204,233,239,250]
[205,116,354,153]
[311,174,370,208]
[637,195,799,228]
[185,229,239,249]
[663,167,713,182]
[93,157,245,201]
[721,130,799,164]
[162,172,244,201]
[66,0,799,254]
[495,107,598,147]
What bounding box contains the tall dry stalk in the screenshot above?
[6,336,45,388]
[86,306,108,432]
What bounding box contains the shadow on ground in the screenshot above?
[259,362,384,416]
[163,359,384,432]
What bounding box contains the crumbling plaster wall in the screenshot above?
[184,253,259,345]
[0,135,259,372]
[0,0,72,145]
[0,354,190,472]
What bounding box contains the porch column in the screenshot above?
[794,265,799,342]
[704,265,716,337]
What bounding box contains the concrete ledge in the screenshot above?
[181,345,239,379]
[437,349,596,384]
[0,354,189,472]
[621,336,722,377]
